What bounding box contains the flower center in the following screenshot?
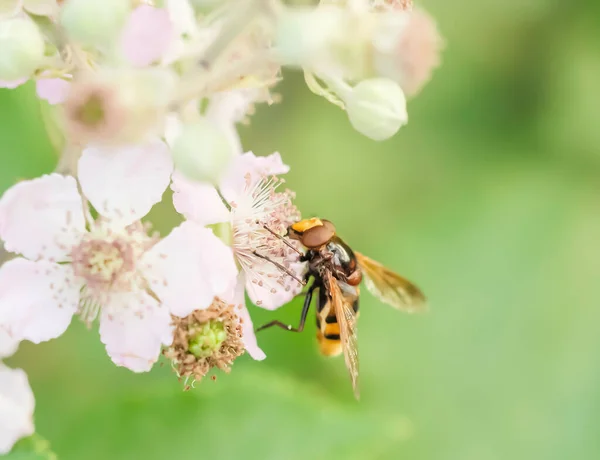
[163,300,245,387]
[76,93,106,127]
[71,237,134,290]
[188,320,227,359]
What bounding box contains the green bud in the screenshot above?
[345,78,408,141]
[23,0,58,16]
[60,0,131,48]
[0,19,45,81]
[172,119,235,184]
[0,0,21,20]
[188,320,227,359]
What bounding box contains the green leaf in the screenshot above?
[6,433,57,460]
[50,367,412,460]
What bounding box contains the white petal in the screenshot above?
[220,151,290,199]
[141,222,238,318]
[36,77,71,105]
[78,140,173,228]
[206,88,261,125]
[221,274,265,360]
[0,258,80,344]
[121,5,173,67]
[171,171,230,225]
[99,290,173,373]
[165,0,196,37]
[0,174,85,261]
[0,364,35,455]
[244,259,303,311]
[0,327,18,359]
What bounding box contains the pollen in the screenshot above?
[71,220,157,322]
[71,238,134,290]
[164,299,245,385]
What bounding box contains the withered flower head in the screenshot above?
[164,298,245,388]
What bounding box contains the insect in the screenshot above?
[256,217,426,399]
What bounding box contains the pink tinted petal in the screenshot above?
[36,78,71,105]
[221,274,265,360]
[220,151,290,199]
[171,171,230,225]
[0,174,85,261]
[0,78,27,89]
[0,365,35,455]
[141,222,238,317]
[206,88,261,125]
[244,259,304,310]
[0,327,18,359]
[0,259,80,344]
[121,5,173,67]
[99,290,172,372]
[78,140,173,227]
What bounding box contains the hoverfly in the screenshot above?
[256,217,426,399]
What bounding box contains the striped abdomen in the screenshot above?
[315,286,359,356]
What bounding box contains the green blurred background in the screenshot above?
[3,1,600,459]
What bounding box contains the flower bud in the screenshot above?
[23,0,58,16]
[0,19,45,82]
[275,6,372,79]
[60,0,131,47]
[171,119,235,184]
[0,0,21,20]
[345,78,407,141]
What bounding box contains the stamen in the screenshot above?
[163,299,245,385]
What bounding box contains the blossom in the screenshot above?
[0,329,35,455]
[120,4,174,68]
[172,152,304,359]
[0,364,35,454]
[0,141,238,372]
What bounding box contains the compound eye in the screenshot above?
[301,224,335,248]
[321,220,336,234]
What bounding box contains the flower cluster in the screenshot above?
[0,0,441,453]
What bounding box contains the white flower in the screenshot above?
[0,328,34,455]
[172,152,304,360]
[0,363,35,455]
[0,140,238,372]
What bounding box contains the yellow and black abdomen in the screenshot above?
[315,287,359,357]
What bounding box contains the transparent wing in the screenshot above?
[356,252,427,313]
[326,272,360,400]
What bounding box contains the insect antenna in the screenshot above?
[252,250,306,286]
[258,221,304,256]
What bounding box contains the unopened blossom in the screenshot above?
[0,329,34,455]
[60,0,131,47]
[172,152,304,359]
[0,0,58,20]
[0,141,238,372]
[0,18,45,82]
[164,298,246,387]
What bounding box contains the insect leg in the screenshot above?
[252,250,306,286]
[255,281,316,333]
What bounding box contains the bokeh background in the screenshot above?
[3,1,600,459]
